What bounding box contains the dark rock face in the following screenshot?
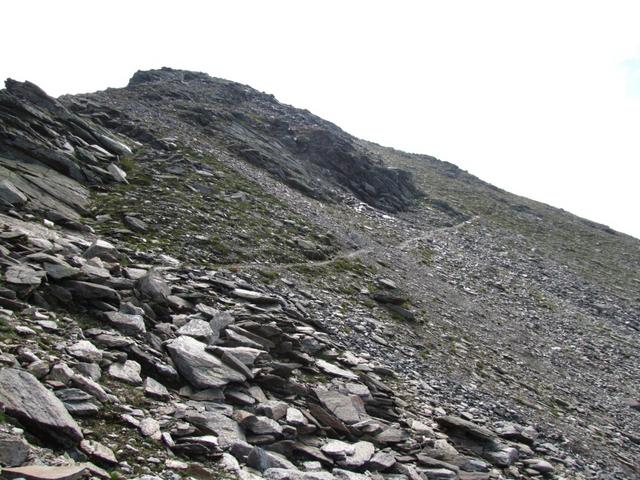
[0,79,131,222]
[69,67,422,212]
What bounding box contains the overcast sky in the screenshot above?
[2,1,639,238]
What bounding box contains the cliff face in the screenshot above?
[0,69,638,480]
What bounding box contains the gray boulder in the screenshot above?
[0,179,27,206]
[0,432,31,467]
[0,368,83,446]
[103,311,146,336]
[136,269,170,304]
[166,336,246,389]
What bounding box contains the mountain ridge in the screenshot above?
[0,68,638,480]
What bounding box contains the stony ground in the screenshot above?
[0,68,638,480]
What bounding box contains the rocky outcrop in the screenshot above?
[0,69,638,480]
[0,79,132,223]
[66,67,421,212]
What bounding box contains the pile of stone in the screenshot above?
[0,212,563,480]
[0,79,132,225]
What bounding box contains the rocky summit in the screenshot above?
[0,67,638,480]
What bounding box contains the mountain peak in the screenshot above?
[0,70,638,480]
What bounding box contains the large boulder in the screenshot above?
[166,336,246,389]
[0,368,83,446]
[136,269,171,304]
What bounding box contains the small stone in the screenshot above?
[27,360,50,379]
[104,311,146,336]
[123,215,147,232]
[485,447,519,467]
[143,377,170,400]
[139,418,161,439]
[108,360,142,385]
[375,427,410,443]
[336,441,375,468]
[0,432,31,467]
[436,416,496,443]
[231,288,280,304]
[166,335,246,389]
[68,340,102,363]
[47,363,75,385]
[303,461,322,472]
[247,447,297,472]
[15,325,36,335]
[257,400,288,420]
[242,414,283,435]
[136,269,171,304]
[316,359,359,380]
[524,458,555,473]
[264,469,334,480]
[165,459,189,470]
[84,239,118,261]
[321,440,355,459]
[177,318,213,341]
[368,451,396,471]
[420,468,457,479]
[314,388,365,425]
[286,407,307,426]
[80,439,118,465]
[75,362,101,381]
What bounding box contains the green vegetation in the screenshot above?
[417,245,435,265]
[89,148,337,266]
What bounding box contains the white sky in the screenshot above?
[2,1,639,238]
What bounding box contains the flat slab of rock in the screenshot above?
[316,359,359,380]
[177,318,213,341]
[321,440,355,459]
[0,463,107,480]
[186,410,245,449]
[103,311,146,335]
[0,432,31,467]
[83,239,117,261]
[65,281,121,304]
[4,265,46,286]
[436,416,496,443]
[80,439,118,465]
[336,441,375,468]
[45,263,80,281]
[315,388,366,425]
[368,451,396,470]
[136,270,170,304]
[108,360,142,385]
[67,340,102,363]
[0,179,27,205]
[143,377,170,400]
[247,447,298,472]
[0,368,83,446]
[139,417,161,439]
[167,335,246,389]
[231,288,280,304]
[242,414,283,435]
[264,468,335,480]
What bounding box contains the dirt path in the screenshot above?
[221,216,479,272]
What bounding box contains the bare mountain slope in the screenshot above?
[0,68,638,480]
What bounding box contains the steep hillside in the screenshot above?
[0,68,638,480]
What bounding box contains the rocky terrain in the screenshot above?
[0,68,638,480]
